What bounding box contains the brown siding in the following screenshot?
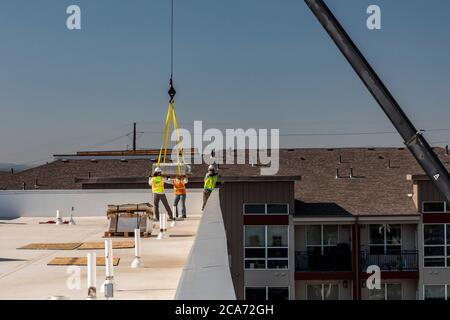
[418,180,450,211]
[219,181,295,300]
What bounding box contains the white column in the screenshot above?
[134,229,141,258]
[56,209,63,225]
[87,252,97,299]
[157,212,168,239]
[131,229,144,268]
[105,239,113,279]
[103,239,114,299]
[69,207,76,225]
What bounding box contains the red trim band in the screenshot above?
[295,272,353,280]
[423,213,450,223]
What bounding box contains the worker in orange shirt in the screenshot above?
[168,175,188,219]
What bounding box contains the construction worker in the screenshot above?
[202,165,219,211]
[149,167,174,221]
[167,175,188,219]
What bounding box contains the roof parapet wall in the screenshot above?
[175,190,236,300]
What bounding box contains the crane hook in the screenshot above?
[168,78,176,102]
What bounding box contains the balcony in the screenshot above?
[295,250,352,272]
[359,250,418,272]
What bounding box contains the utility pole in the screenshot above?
[133,122,137,151]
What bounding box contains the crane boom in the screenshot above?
[305,0,450,203]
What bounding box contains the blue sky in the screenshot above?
[1,0,450,165]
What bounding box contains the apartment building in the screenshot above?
[1,147,449,300]
[220,177,421,300]
[215,148,450,300]
[219,177,298,300]
[410,175,450,300]
[293,208,419,300]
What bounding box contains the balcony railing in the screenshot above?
[295,250,352,271]
[359,250,418,271]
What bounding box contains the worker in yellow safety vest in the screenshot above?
[149,167,174,221]
[167,175,188,219]
[202,165,219,211]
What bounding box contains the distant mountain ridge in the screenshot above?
[0,163,29,172]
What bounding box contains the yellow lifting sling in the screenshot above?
[156,83,185,176]
[154,0,186,176]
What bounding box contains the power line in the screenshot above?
[77,133,131,150]
[4,125,450,170]
[137,128,450,137]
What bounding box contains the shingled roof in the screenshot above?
[0,171,9,178]
[1,147,450,216]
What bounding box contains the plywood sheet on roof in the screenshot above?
[77,241,134,250]
[47,257,120,266]
[168,234,195,238]
[18,243,82,250]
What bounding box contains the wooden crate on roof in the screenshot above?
[106,203,154,237]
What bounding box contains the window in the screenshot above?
[424,285,447,300]
[306,225,338,254]
[423,224,449,267]
[422,201,446,213]
[386,283,402,300]
[368,286,384,300]
[244,226,266,269]
[245,287,289,300]
[245,287,266,300]
[267,226,289,269]
[369,224,401,254]
[244,203,289,215]
[244,204,266,214]
[306,283,339,300]
[267,204,289,215]
[368,283,402,300]
[306,285,323,300]
[267,287,289,301]
[448,225,450,267]
[244,226,288,269]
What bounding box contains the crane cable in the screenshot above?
[157,0,184,174]
[170,0,174,79]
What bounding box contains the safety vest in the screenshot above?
[204,174,218,190]
[152,176,165,193]
[173,178,186,195]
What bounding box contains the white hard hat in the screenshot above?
[154,167,162,173]
[208,165,215,171]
